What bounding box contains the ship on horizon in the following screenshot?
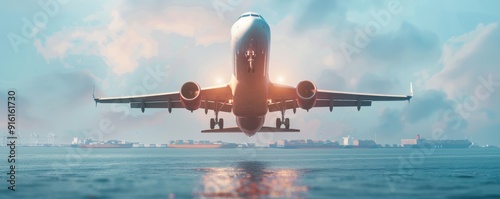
[71,137,133,148]
[168,140,239,149]
[401,134,472,148]
[269,139,378,149]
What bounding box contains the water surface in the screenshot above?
[1,147,499,198]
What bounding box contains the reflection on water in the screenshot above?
[194,161,308,198]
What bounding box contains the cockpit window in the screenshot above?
[238,14,249,19]
[238,13,263,19]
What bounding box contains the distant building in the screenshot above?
[401,139,419,146]
[72,137,79,145]
[277,140,286,147]
[343,136,354,146]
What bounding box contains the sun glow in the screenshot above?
[277,76,285,84]
[216,77,223,84]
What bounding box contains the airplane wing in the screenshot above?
[94,85,233,113]
[268,82,413,112]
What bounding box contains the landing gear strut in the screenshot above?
[246,39,256,73]
[209,100,226,130]
[275,99,290,129]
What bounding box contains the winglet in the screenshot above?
[410,82,413,97]
[93,86,98,107]
[408,82,413,103]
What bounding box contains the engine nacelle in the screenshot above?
[180,81,202,111]
[296,80,317,110]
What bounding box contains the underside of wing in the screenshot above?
[94,91,180,103]
[267,82,412,112]
[94,84,234,113]
[316,90,412,101]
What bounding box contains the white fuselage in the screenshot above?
[229,14,271,136]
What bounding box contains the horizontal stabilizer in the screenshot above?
[259,126,300,132]
[201,126,300,133]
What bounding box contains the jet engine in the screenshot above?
[180,81,202,111]
[296,80,317,110]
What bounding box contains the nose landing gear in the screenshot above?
[245,50,256,73]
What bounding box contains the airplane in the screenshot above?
[93,12,413,137]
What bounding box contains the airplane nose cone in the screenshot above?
[235,17,269,36]
[249,18,267,31]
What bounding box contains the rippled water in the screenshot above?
[1,147,499,198]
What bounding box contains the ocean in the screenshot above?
[1,147,499,199]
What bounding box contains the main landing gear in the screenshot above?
[275,99,291,129]
[276,117,290,129]
[208,100,225,130]
[210,118,224,130]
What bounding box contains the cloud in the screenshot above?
[427,23,500,100]
[28,71,95,107]
[394,23,500,144]
[292,0,347,32]
[402,89,455,123]
[375,108,404,137]
[335,21,441,78]
[424,23,500,140]
[355,72,399,93]
[14,72,98,135]
[363,21,441,67]
[34,4,230,75]
[315,69,348,90]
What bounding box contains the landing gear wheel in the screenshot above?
[209,99,228,130]
[284,118,290,129]
[210,118,215,130]
[219,118,224,129]
[276,118,281,129]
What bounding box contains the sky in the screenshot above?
[1,0,499,146]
